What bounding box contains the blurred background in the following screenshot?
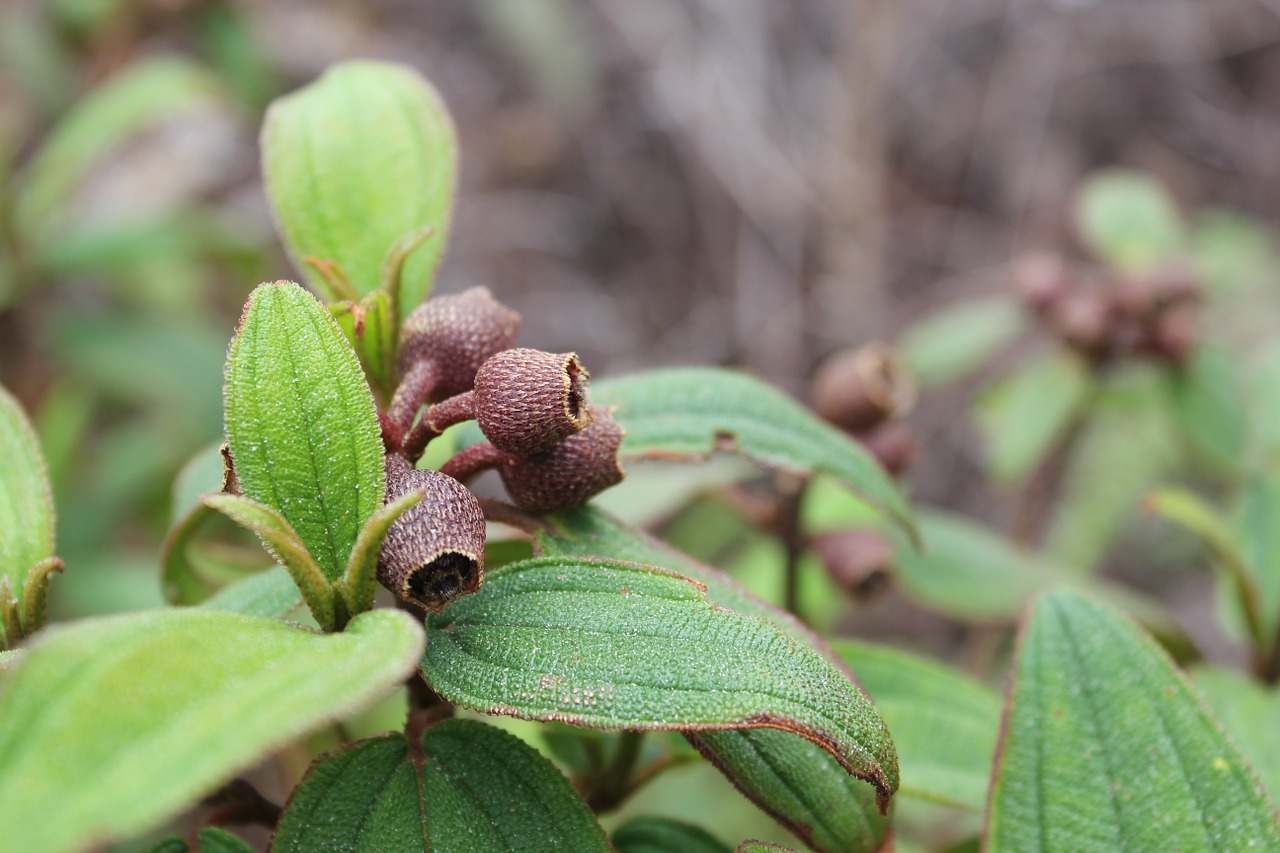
[4,0,1280,846]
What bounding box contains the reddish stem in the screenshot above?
[387,360,440,434]
[403,390,478,461]
[440,442,508,483]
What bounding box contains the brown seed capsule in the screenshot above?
[811,344,916,435]
[386,287,521,432]
[377,454,487,612]
[1049,286,1111,357]
[498,405,625,513]
[473,348,592,456]
[857,420,918,478]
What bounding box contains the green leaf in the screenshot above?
[1239,472,1280,640]
[736,842,799,853]
[613,816,731,853]
[262,60,456,313]
[199,566,303,619]
[197,827,254,853]
[0,608,425,853]
[591,368,915,541]
[833,640,1000,811]
[894,510,1060,621]
[1192,666,1280,804]
[1075,168,1184,273]
[898,295,1026,386]
[986,590,1280,851]
[689,729,888,853]
[1169,346,1247,480]
[202,494,335,630]
[273,720,608,852]
[977,352,1091,484]
[14,58,225,239]
[0,383,56,634]
[332,289,398,398]
[420,556,899,810]
[224,281,385,581]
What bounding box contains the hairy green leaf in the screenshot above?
[0,383,56,633]
[14,58,225,238]
[197,827,254,853]
[899,295,1026,386]
[199,566,303,619]
[421,556,899,809]
[834,640,1000,811]
[613,816,731,853]
[689,729,888,853]
[224,281,384,580]
[262,61,456,313]
[339,487,425,616]
[203,494,335,629]
[591,368,914,540]
[1169,346,1247,480]
[986,590,1280,851]
[0,608,424,853]
[1075,169,1183,273]
[274,721,607,852]
[1192,666,1280,804]
[736,842,799,853]
[977,352,1091,484]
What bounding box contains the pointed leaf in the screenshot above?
[262,61,456,313]
[1192,666,1280,805]
[986,590,1280,851]
[420,556,899,810]
[1075,169,1184,273]
[1169,346,1247,480]
[224,281,385,580]
[613,816,731,853]
[202,493,334,629]
[273,721,608,852]
[834,640,1000,811]
[591,368,915,540]
[689,729,888,853]
[0,383,56,622]
[0,608,425,853]
[339,487,426,616]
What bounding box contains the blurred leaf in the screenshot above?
[1191,210,1277,297]
[1239,472,1280,641]
[986,591,1280,851]
[162,443,229,605]
[0,383,56,633]
[224,281,384,580]
[1192,666,1280,804]
[834,640,1001,811]
[1075,169,1184,273]
[274,721,608,852]
[199,566,302,619]
[477,0,598,119]
[590,457,758,528]
[613,816,731,853]
[0,8,75,117]
[195,1,280,110]
[1046,367,1181,572]
[592,368,915,542]
[894,510,1059,621]
[420,556,900,809]
[898,295,1026,386]
[14,58,225,239]
[800,473,881,533]
[1169,346,1247,480]
[262,61,456,314]
[689,729,888,853]
[977,351,1091,484]
[0,608,425,853]
[197,827,254,853]
[736,842,799,853]
[1250,342,1280,458]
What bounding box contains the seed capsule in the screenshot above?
[377,454,487,611]
[474,348,592,456]
[497,405,625,513]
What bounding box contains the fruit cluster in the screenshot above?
[376,287,625,611]
[1013,253,1201,364]
[810,343,918,478]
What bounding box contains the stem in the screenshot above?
[587,731,645,812]
[200,778,282,830]
[440,442,507,484]
[403,390,477,461]
[387,360,440,435]
[775,473,809,622]
[1009,386,1095,550]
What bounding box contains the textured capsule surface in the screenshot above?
[397,286,521,397]
[499,405,625,513]
[474,348,591,456]
[378,454,486,610]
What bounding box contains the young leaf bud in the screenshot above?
[377,454,486,612]
[498,405,625,513]
[474,348,592,456]
[811,344,916,435]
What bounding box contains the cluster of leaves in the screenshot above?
[1,59,1279,853]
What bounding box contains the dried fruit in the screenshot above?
[811,344,916,435]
